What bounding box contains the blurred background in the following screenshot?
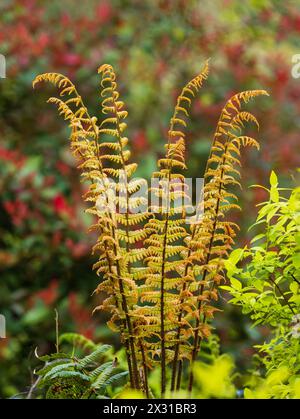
[0,0,300,397]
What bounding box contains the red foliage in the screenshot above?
[0,147,26,168]
[65,238,89,259]
[132,130,149,153]
[31,279,59,307]
[96,1,113,24]
[3,200,30,227]
[53,194,74,218]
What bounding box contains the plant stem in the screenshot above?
[268,274,295,315]
[79,95,139,389]
[175,359,183,391]
[54,308,59,354]
[292,274,300,286]
[171,109,229,392]
[160,214,169,397]
[140,340,150,398]
[111,93,141,389]
[187,140,229,394]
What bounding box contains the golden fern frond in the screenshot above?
[167,59,210,147]
[180,90,268,393]
[208,90,268,157]
[34,69,143,391]
[97,64,153,388]
[33,73,75,93]
[142,60,210,396]
[33,73,98,139]
[231,111,259,132]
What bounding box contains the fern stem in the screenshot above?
[170,279,187,391]
[175,359,183,392]
[140,340,150,398]
[187,140,229,394]
[111,94,141,389]
[186,96,266,384]
[171,197,207,391]
[79,144,135,388]
[171,105,227,392]
[159,134,176,396]
[82,97,139,390]
[160,214,169,397]
[54,308,59,353]
[112,237,140,389]
[74,75,140,390]
[170,243,195,391]
[157,64,209,395]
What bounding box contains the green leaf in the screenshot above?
[270,171,279,203]
[251,234,265,244]
[91,364,115,390]
[230,277,242,291]
[225,248,244,279]
[59,333,97,352]
[36,359,71,376]
[79,345,112,368]
[219,285,233,291]
[43,362,79,381]
[104,371,129,387]
[290,282,299,295]
[90,361,113,379]
[270,171,278,187]
[46,370,90,381]
[292,255,300,269]
[230,248,245,265]
[35,351,70,362]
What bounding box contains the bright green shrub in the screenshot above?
[223,171,300,398]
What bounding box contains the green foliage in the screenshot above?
[193,354,236,399]
[243,363,300,399]
[32,333,128,399]
[223,171,300,398]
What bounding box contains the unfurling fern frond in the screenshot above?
[141,60,210,396]
[184,89,268,392]
[34,63,268,399]
[33,69,141,391]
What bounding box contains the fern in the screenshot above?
[79,344,112,367]
[33,68,142,390]
[186,89,268,392]
[34,335,127,399]
[141,60,210,396]
[59,333,97,352]
[33,62,268,397]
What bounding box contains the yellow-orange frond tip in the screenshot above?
[98,63,114,74]
[260,90,269,96]
[32,73,48,88]
[202,58,210,74]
